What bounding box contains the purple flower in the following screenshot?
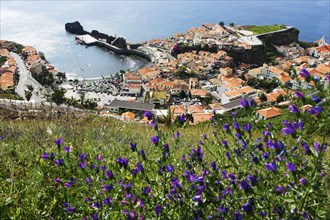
[299,177,307,185]
[259,211,267,218]
[219,141,227,149]
[313,75,319,82]
[211,161,217,170]
[91,213,98,220]
[130,143,137,152]
[140,150,146,160]
[136,162,144,172]
[165,164,174,172]
[41,152,49,160]
[79,161,87,169]
[275,185,285,194]
[142,186,151,195]
[103,196,113,205]
[301,143,311,153]
[79,153,86,160]
[241,201,253,212]
[225,152,230,159]
[240,180,252,191]
[117,157,129,168]
[55,159,64,166]
[163,144,170,152]
[233,122,240,131]
[91,202,101,209]
[104,184,114,191]
[232,111,237,117]
[234,133,241,139]
[286,162,297,172]
[244,123,252,132]
[219,205,227,213]
[282,127,295,136]
[150,120,156,127]
[64,181,73,188]
[54,178,62,183]
[151,135,159,145]
[288,105,300,114]
[138,200,145,208]
[173,131,180,139]
[64,146,71,153]
[299,68,310,78]
[295,90,304,99]
[144,111,153,120]
[262,152,270,160]
[54,137,63,147]
[312,95,321,103]
[265,162,277,171]
[86,177,92,183]
[314,142,321,151]
[155,204,162,217]
[240,98,249,108]
[64,202,75,213]
[177,114,186,124]
[96,154,102,161]
[222,124,229,132]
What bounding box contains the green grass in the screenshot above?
[246,25,286,35]
[0,105,329,219]
[0,92,23,100]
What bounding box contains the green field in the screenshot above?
[246,25,287,35]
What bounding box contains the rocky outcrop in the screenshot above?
[65,21,128,49]
[65,21,88,35]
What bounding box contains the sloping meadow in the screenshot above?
[1,94,329,219]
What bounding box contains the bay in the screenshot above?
[1,1,329,79]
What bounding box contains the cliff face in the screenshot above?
[257,27,299,46]
[231,28,299,64]
[227,45,267,65]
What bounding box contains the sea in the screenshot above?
[1,1,329,79]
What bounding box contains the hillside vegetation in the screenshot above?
[0,89,329,219]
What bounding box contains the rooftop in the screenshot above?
[109,100,154,111]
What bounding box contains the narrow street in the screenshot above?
[10,52,46,102]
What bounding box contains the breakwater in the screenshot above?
[65,21,151,61]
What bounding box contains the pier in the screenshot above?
[75,35,152,61]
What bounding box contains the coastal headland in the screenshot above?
[65,21,151,61]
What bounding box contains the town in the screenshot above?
[0,22,329,123]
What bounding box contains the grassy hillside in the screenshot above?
[0,95,329,219]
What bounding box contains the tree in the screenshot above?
[259,93,268,103]
[276,94,284,103]
[219,21,225,27]
[229,23,235,27]
[25,90,32,101]
[33,66,54,87]
[51,89,66,106]
[56,72,66,83]
[179,90,187,99]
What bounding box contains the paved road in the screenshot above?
[10,52,46,102]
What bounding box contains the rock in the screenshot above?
[65,21,88,35]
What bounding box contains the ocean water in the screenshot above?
[1,1,329,79]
